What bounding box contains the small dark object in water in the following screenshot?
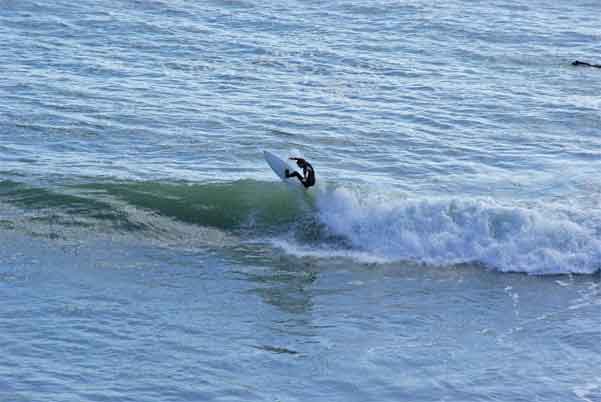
[572,60,601,69]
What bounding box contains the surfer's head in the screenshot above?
[296,159,307,168]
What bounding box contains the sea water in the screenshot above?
[0,0,600,401]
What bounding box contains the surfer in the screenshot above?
[285,157,315,188]
[572,60,601,69]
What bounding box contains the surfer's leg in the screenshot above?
[286,170,304,182]
[289,173,311,188]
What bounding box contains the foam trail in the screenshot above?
[270,238,391,264]
[314,187,601,274]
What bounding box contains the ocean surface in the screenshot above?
[1,0,600,401]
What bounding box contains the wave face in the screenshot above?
[313,187,601,275]
[80,180,309,231]
[0,179,310,236]
[1,179,599,275]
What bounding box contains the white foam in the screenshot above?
[270,238,391,265]
[309,187,601,274]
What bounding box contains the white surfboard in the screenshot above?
[263,150,303,187]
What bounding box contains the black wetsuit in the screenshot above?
[572,60,601,69]
[286,161,315,188]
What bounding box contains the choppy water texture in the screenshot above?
[1,1,600,401]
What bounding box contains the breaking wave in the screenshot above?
[0,179,599,274]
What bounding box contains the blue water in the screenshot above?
[1,0,600,401]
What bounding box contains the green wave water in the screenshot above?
[0,179,313,236]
